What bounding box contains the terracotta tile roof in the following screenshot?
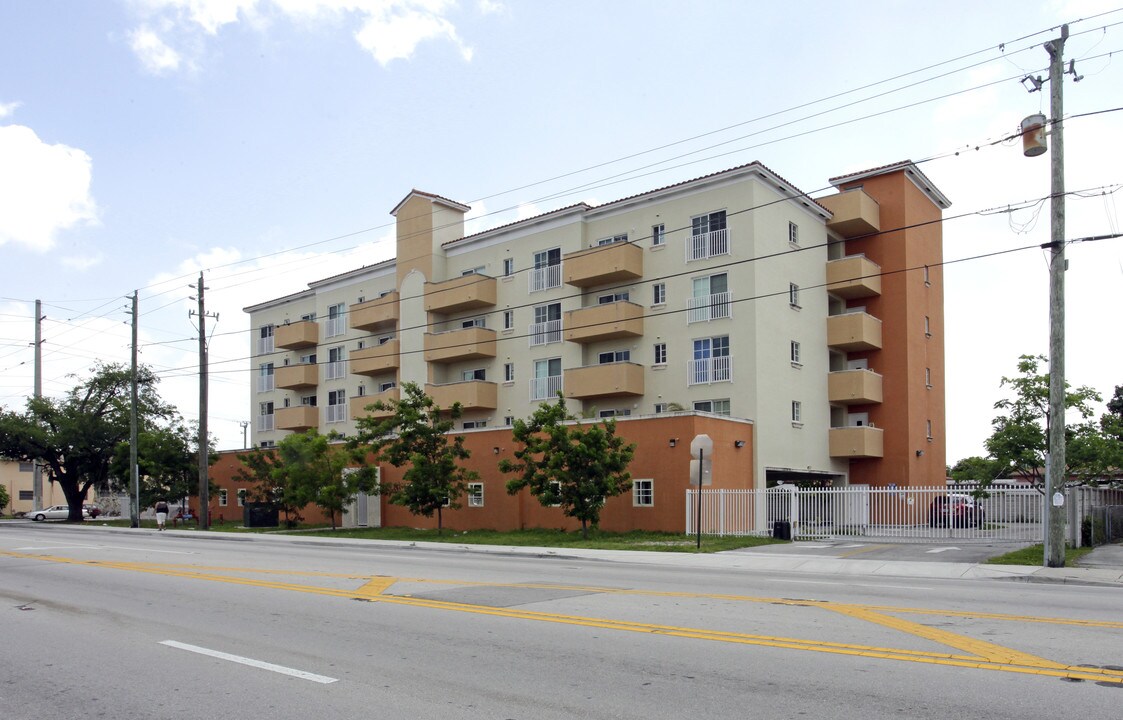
[829,160,951,209]
[390,189,471,216]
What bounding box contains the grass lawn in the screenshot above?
[986,543,1094,566]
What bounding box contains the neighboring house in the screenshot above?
[236,161,949,532]
[0,458,77,515]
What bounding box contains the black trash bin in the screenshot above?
[772,521,792,540]
[244,502,279,528]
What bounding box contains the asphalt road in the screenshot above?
[2,524,1120,720]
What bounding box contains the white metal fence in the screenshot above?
[685,485,1123,544]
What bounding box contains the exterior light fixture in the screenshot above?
[734,440,745,448]
[669,438,678,448]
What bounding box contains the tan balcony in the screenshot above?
[351,340,400,376]
[564,242,643,287]
[425,381,498,411]
[829,426,884,458]
[828,369,883,405]
[424,327,497,363]
[275,321,318,349]
[565,301,644,343]
[564,362,644,400]
[275,363,318,390]
[827,312,882,352]
[349,292,399,332]
[276,405,318,432]
[350,387,400,421]
[425,275,497,314]
[818,189,880,238]
[826,256,882,299]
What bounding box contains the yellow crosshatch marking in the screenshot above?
[5,550,1121,684]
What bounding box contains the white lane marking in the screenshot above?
[926,547,961,554]
[160,641,338,684]
[761,578,933,590]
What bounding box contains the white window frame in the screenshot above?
[598,350,630,364]
[237,489,246,507]
[788,221,799,246]
[462,368,486,382]
[326,346,346,380]
[688,272,731,323]
[789,283,801,309]
[530,248,562,292]
[596,233,628,246]
[326,389,347,423]
[503,258,514,277]
[258,325,275,355]
[504,363,515,382]
[258,363,275,393]
[468,482,484,507]
[654,342,667,366]
[790,341,801,366]
[530,302,562,347]
[633,479,654,507]
[503,309,514,330]
[687,210,729,261]
[792,400,802,424]
[652,224,665,246]
[219,489,228,507]
[693,399,730,416]
[652,282,666,306]
[531,358,563,401]
[326,303,346,338]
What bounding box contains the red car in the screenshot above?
[929,494,985,528]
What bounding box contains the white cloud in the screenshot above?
[353,2,473,64]
[128,24,184,74]
[0,125,98,251]
[0,101,21,119]
[61,253,105,271]
[477,0,503,14]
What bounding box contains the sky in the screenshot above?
[1,0,1121,463]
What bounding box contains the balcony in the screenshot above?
[828,369,883,405]
[827,312,883,352]
[687,356,732,386]
[530,375,564,402]
[529,263,562,293]
[425,275,497,314]
[564,242,643,287]
[275,405,318,432]
[686,229,729,262]
[687,292,732,324]
[826,256,882,299]
[350,292,399,332]
[564,362,644,400]
[817,189,880,239]
[351,387,400,421]
[351,340,400,376]
[424,327,497,363]
[829,426,884,458]
[275,363,318,390]
[529,319,563,347]
[275,321,318,349]
[425,381,498,411]
[565,301,643,343]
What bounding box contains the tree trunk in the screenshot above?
[437,507,443,536]
[581,519,588,540]
[60,477,87,522]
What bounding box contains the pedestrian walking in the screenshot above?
[155,499,169,530]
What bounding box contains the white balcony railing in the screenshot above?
[326,404,347,423]
[257,414,275,432]
[325,360,346,380]
[529,263,562,293]
[325,316,346,338]
[529,319,563,347]
[687,292,732,323]
[258,374,275,393]
[687,356,733,385]
[530,375,564,401]
[258,336,274,355]
[686,228,729,262]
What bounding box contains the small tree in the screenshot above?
[0,483,9,516]
[235,446,304,527]
[349,382,476,535]
[500,395,635,539]
[273,429,366,530]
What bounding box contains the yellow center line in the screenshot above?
[838,544,892,558]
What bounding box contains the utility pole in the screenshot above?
[129,292,140,528]
[32,299,43,511]
[189,272,217,530]
[1044,25,1067,568]
[239,420,250,449]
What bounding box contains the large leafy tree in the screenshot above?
[349,382,475,534]
[0,362,173,521]
[984,354,1101,488]
[109,420,216,510]
[500,395,635,539]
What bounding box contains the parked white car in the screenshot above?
[29,505,90,522]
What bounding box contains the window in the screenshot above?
[327,389,346,423]
[788,221,799,246]
[504,363,515,382]
[790,341,801,365]
[258,325,275,355]
[378,381,396,392]
[789,283,801,309]
[258,363,275,392]
[356,296,365,304]
[461,317,486,329]
[927,420,934,440]
[652,282,666,306]
[531,358,562,400]
[599,408,631,418]
[633,479,654,507]
[792,401,802,424]
[504,415,514,426]
[689,336,731,385]
[599,350,630,364]
[19,490,33,501]
[654,343,667,365]
[503,258,514,277]
[693,399,730,416]
[654,403,669,414]
[326,346,346,380]
[301,312,316,322]
[924,316,931,337]
[530,302,562,346]
[219,489,228,507]
[503,310,514,330]
[463,420,488,429]
[461,266,486,276]
[925,367,932,388]
[530,248,562,292]
[299,352,317,365]
[688,210,728,260]
[462,368,486,382]
[18,462,33,472]
[596,233,628,246]
[689,273,730,322]
[468,483,484,507]
[237,489,246,507]
[326,303,346,338]
[652,224,665,246]
[259,440,275,448]
[300,395,317,407]
[923,265,930,286]
[598,291,629,304]
[378,335,394,345]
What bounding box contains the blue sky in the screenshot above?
[2,0,1121,462]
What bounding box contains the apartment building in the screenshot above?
[244,160,948,500]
